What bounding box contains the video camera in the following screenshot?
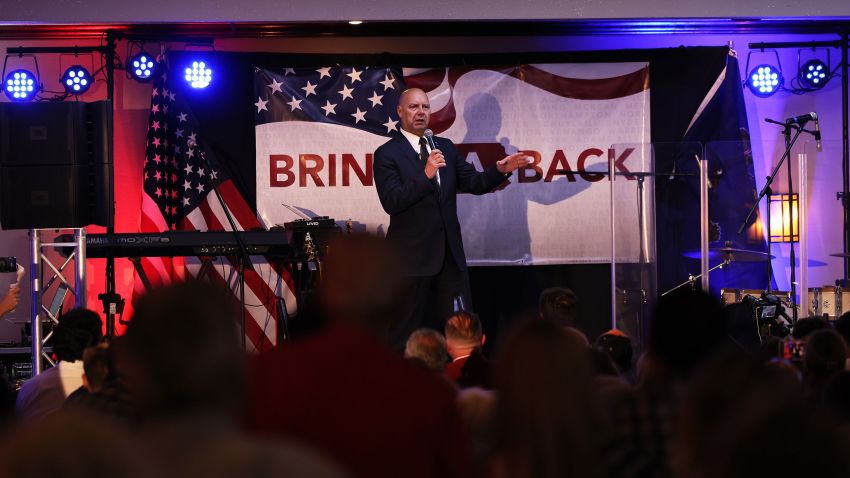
[742,292,792,338]
[0,257,17,273]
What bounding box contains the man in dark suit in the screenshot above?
[373,87,529,349]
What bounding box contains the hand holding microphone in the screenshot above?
[422,129,445,179]
[424,149,446,179]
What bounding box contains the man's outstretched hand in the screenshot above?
[496,152,532,175]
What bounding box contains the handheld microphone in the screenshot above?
[813,115,822,152]
[423,129,437,150]
[786,112,817,125]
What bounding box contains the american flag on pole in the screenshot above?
[140,54,296,352]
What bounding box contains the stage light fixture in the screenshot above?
[3,69,37,101]
[128,52,156,82]
[746,65,782,97]
[798,59,829,90]
[744,50,783,98]
[184,60,212,89]
[61,65,92,95]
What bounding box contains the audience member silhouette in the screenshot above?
[63,339,136,424]
[607,289,728,478]
[244,234,474,478]
[16,308,103,422]
[802,328,847,404]
[491,318,602,478]
[123,280,348,478]
[595,329,634,379]
[671,349,802,478]
[791,317,830,340]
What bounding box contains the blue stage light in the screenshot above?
[61,65,92,95]
[184,61,212,89]
[746,64,782,98]
[3,69,37,101]
[129,52,156,82]
[799,59,829,90]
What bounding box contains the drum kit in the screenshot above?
[671,247,850,321]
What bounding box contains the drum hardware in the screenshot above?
[662,256,732,297]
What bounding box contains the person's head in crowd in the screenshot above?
[587,347,618,377]
[720,406,850,478]
[834,311,850,349]
[122,280,243,419]
[444,311,485,360]
[803,328,847,402]
[672,348,804,478]
[646,288,726,381]
[538,287,580,328]
[317,233,404,340]
[791,317,830,340]
[804,328,846,375]
[404,328,449,373]
[494,318,600,478]
[82,343,110,393]
[51,308,103,363]
[563,326,589,347]
[456,387,496,467]
[595,329,633,373]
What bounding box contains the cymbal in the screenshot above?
[830,252,850,258]
[682,247,775,262]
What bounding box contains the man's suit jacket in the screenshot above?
[373,132,507,277]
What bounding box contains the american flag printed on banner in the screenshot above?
[254,65,405,138]
[141,55,296,352]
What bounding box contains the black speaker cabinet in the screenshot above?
[0,101,113,229]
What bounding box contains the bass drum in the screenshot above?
[808,286,850,320]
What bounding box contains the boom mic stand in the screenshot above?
[738,115,819,323]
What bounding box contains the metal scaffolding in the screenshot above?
[29,228,86,376]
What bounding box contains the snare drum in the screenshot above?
[808,286,850,320]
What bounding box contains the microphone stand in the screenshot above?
[192,143,253,351]
[738,117,817,323]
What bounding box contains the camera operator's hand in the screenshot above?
[0,287,20,317]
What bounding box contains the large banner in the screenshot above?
[254,63,650,265]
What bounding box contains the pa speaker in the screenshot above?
[0,100,113,229]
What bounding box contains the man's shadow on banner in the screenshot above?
[456,93,592,265]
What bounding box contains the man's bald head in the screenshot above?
[397,88,431,136]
